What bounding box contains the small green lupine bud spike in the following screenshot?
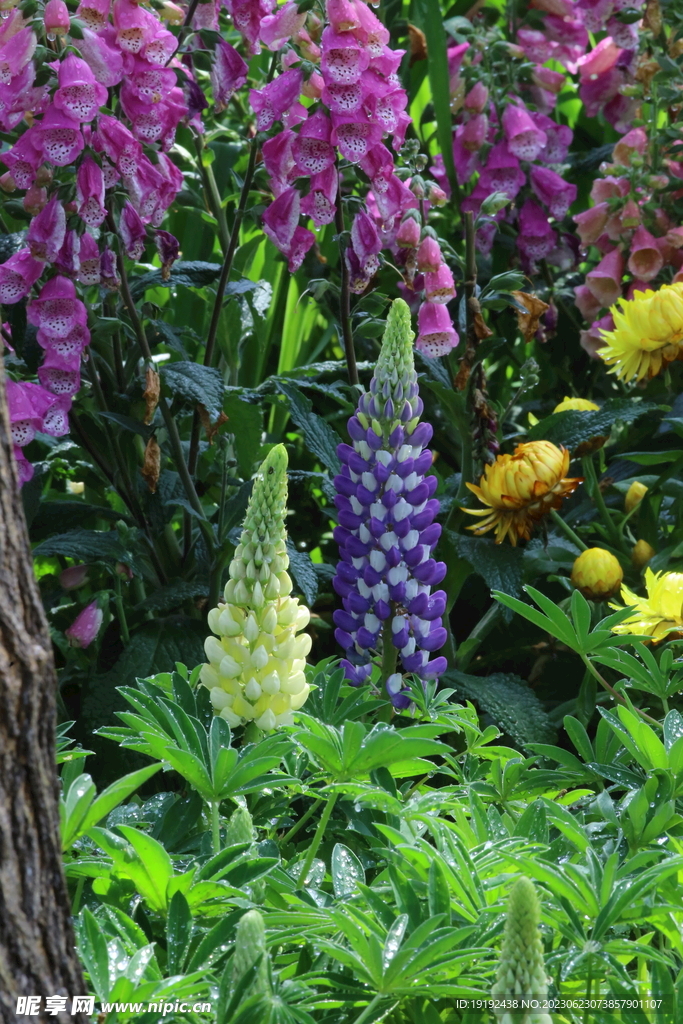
[492,877,552,1024]
[370,298,418,432]
[224,805,255,847]
[231,909,271,997]
[224,445,290,607]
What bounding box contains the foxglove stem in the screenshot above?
[335,178,359,388]
[194,135,230,254]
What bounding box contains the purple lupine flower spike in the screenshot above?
[332,298,447,708]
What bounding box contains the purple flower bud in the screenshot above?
[65,600,103,648]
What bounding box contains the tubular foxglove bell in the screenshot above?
[200,445,311,731]
[332,298,447,708]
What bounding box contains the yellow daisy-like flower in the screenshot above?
[599,282,683,382]
[611,568,683,643]
[463,440,582,545]
[553,397,600,413]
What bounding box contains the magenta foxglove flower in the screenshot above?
[77,27,124,88]
[37,320,90,361]
[529,165,577,220]
[517,199,556,262]
[396,214,421,249]
[478,141,525,199]
[627,226,663,283]
[612,127,648,167]
[574,203,610,246]
[453,126,481,184]
[424,264,456,304]
[35,106,85,167]
[6,379,42,447]
[54,54,108,122]
[586,248,624,308]
[228,0,274,55]
[581,313,614,358]
[464,81,488,112]
[350,209,382,276]
[530,112,572,164]
[76,156,106,228]
[155,229,179,279]
[2,128,43,188]
[263,186,300,251]
[94,115,142,176]
[59,564,90,590]
[66,600,103,648]
[38,350,82,396]
[54,230,81,278]
[28,276,87,339]
[461,113,488,152]
[416,301,458,358]
[292,111,335,174]
[211,41,248,110]
[249,68,303,131]
[333,299,447,707]
[100,246,120,289]
[260,0,306,49]
[44,0,70,38]
[574,284,602,322]
[120,200,147,260]
[13,445,34,486]
[262,129,297,194]
[0,249,43,304]
[284,226,315,273]
[27,194,66,264]
[0,24,37,84]
[416,237,442,274]
[78,235,101,286]
[502,102,547,161]
[21,380,72,436]
[301,166,337,226]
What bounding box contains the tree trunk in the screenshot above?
[0,359,87,1024]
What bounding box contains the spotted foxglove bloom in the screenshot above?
[200,445,312,731]
[332,299,447,708]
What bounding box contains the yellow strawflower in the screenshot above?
[611,568,683,643]
[632,539,656,569]
[553,397,599,413]
[625,480,648,513]
[599,282,683,382]
[200,445,311,730]
[571,548,623,600]
[463,441,581,546]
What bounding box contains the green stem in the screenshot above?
[381,617,398,687]
[281,798,323,845]
[211,802,221,855]
[114,577,130,645]
[351,994,387,1024]
[549,508,588,551]
[334,172,359,387]
[298,793,338,888]
[195,136,231,254]
[582,456,622,549]
[581,655,662,728]
[112,231,215,555]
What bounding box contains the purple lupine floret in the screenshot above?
[332,298,447,708]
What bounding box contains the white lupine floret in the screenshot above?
[351,496,363,514]
[251,645,270,670]
[386,673,403,694]
[393,498,411,520]
[244,612,259,643]
[405,579,419,601]
[388,565,408,584]
[361,472,377,491]
[262,605,278,633]
[370,549,387,571]
[352,557,364,570]
[403,471,418,491]
[364,613,381,632]
[358,579,372,598]
[370,502,387,520]
[402,530,419,550]
[220,654,243,678]
[220,707,242,727]
[401,638,416,656]
[261,672,281,694]
[397,445,412,462]
[372,582,390,602]
[380,531,398,551]
[255,709,277,731]
[386,475,403,492]
[375,450,392,466]
[200,664,220,688]
[349,470,359,482]
[244,677,262,700]
[358,440,372,459]
[359,524,371,543]
[392,615,406,634]
[282,671,306,694]
[205,636,225,665]
[416,619,430,637]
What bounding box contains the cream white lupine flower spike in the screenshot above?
[200,444,311,730]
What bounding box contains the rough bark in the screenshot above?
[0,358,87,1024]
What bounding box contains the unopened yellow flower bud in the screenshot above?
[625,480,648,513]
[571,547,624,600]
[631,539,656,570]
